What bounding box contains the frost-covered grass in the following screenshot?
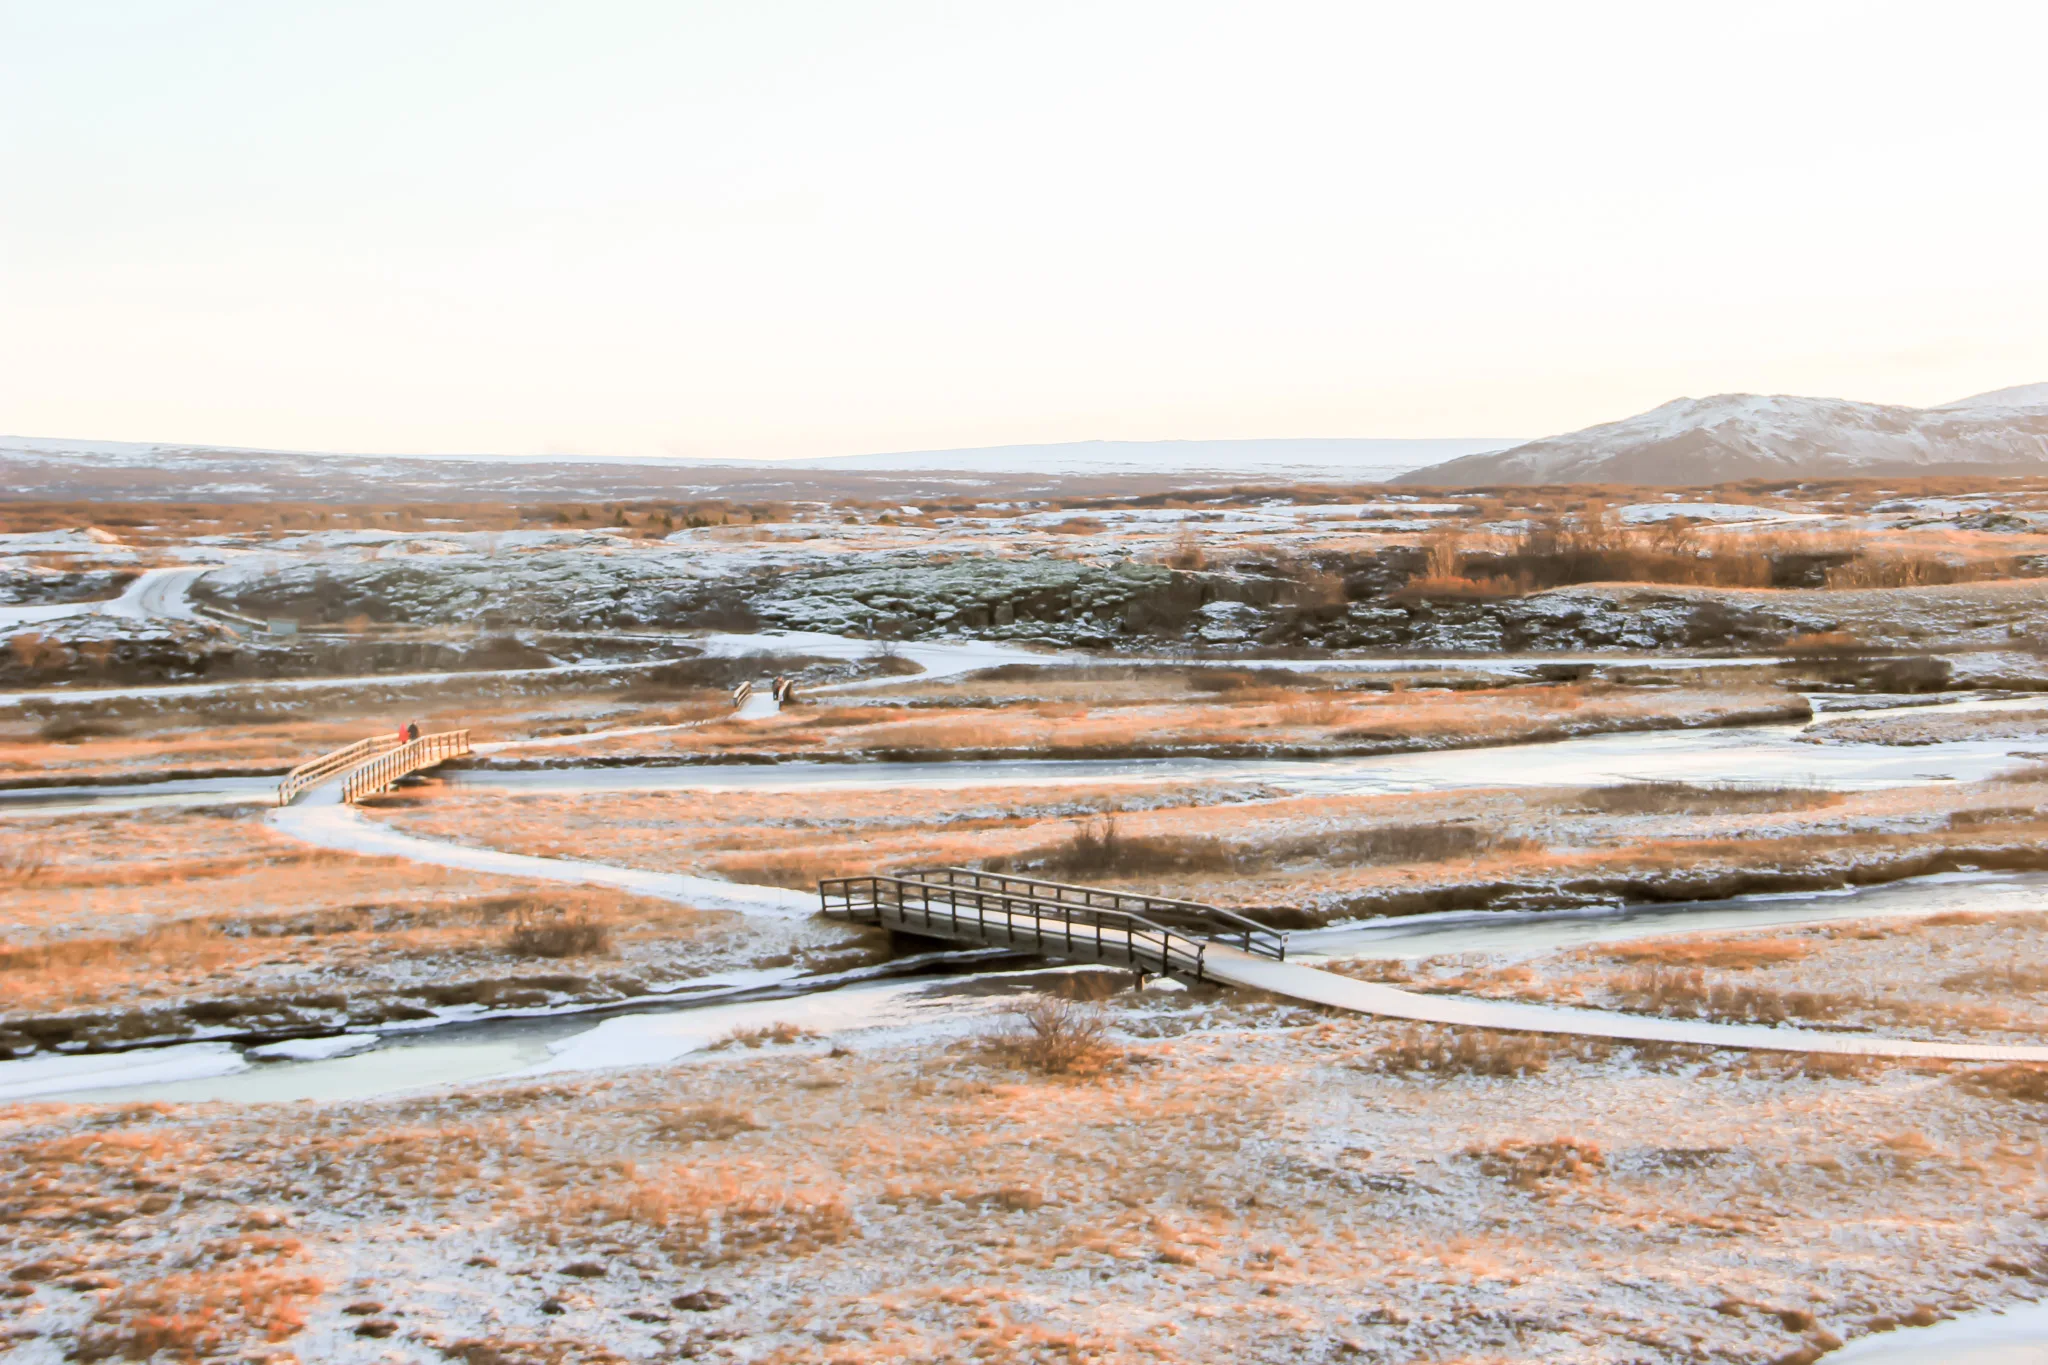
[0,805,775,1054]
[373,762,2048,924]
[4,952,2046,1363]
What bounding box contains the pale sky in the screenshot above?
[2,1,2045,460]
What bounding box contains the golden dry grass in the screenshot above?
[1604,937,1815,971]
[0,807,732,1021]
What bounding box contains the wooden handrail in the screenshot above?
[277,734,402,806]
[340,730,472,803]
[819,873,1215,980]
[908,866,1286,959]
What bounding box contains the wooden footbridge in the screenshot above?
[276,730,473,805]
[818,867,1286,982]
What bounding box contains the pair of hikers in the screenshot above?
[394,720,421,745]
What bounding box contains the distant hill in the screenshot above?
[0,434,1514,503]
[1395,385,2048,487]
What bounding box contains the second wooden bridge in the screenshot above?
[276,730,473,805]
[819,867,1286,982]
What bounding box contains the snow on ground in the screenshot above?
[1831,1301,2048,1362]
[524,977,1002,1077]
[0,600,98,629]
[1618,502,1826,525]
[0,527,124,551]
[0,1041,247,1101]
[248,1034,381,1062]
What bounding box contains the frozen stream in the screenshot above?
[451,718,2034,801]
[14,869,2048,1108]
[10,700,2034,822]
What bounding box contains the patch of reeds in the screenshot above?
[1603,937,1813,971]
[1579,781,1842,815]
[1940,964,2048,995]
[1954,1064,2048,1103]
[1367,1026,1557,1078]
[1608,966,1850,1024]
[992,815,1526,881]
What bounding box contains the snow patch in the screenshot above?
[0,1043,248,1101]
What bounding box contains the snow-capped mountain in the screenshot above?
[1397,385,2048,486]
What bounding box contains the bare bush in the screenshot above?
[502,909,613,959]
[989,996,1118,1075]
[1012,816,1236,879]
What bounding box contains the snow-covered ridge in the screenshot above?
[0,433,1517,500]
[1400,384,2048,486]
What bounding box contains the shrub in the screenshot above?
[1017,816,1236,878]
[503,911,612,959]
[990,996,1117,1075]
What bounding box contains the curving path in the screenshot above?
[0,564,211,632]
[1206,946,2048,1062]
[268,780,813,919]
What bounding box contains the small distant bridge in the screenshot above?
[276,730,472,806]
[819,867,1285,983]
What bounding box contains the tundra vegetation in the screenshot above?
[8,471,2048,1360]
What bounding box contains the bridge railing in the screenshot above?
[277,734,402,806]
[819,873,1210,981]
[909,866,1287,960]
[340,730,472,804]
